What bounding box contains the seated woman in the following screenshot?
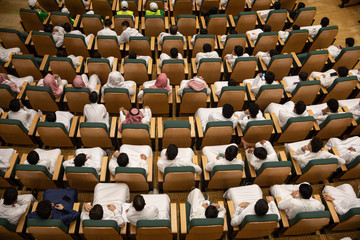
[81,183,130,227]
[0,148,16,176]
[214,79,237,98]
[37,73,68,98]
[323,184,360,216]
[62,147,106,175]
[283,72,309,94]
[101,71,136,96]
[195,104,238,132]
[108,144,153,175]
[202,144,243,172]
[177,76,211,97]
[223,184,280,226]
[73,74,101,93]
[0,73,33,94]
[325,136,360,165]
[138,73,171,99]
[242,139,278,170]
[24,148,61,174]
[118,107,152,132]
[310,66,348,88]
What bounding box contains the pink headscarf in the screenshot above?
[73,75,91,90]
[43,73,63,97]
[187,76,208,92]
[150,73,170,92]
[0,73,18,93]
[119,108,144,132]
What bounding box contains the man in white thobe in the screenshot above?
[214,79,238,97]
[203,144,243,172]
[119,107,152,126]
[224,45,250,68]
[283,72,309,93]
[97,19,118,40]
[245,140,278,170]
[195,105,238,132]
[310,66,349,89]
[309,98,341,125]
[195,43,219,68]
[46,111,74,132]
[8,99,39,130]
[118,20,143,44]
[83,91,110,130]
[325,136,360,164]
[323,184,360,216]
[158,25,185,44]
[250,72,278,96]
[24,148,61,174]
[265,101,309,128]
[158,48,184,67]
[126,195,160,225]
[237,102,265,130]
[300,17,329,38]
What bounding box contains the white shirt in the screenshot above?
[265,101,309,128]
[54,111,74,132]
[278,30,290,42]
[195,51,220,68]
[309,69,338,88]
[126,205,159,225]
[283,75,302,93]
[97,27,118,38]
[202,144,244,172]
[0,194,35,225]
[293,147,346,168]
[8,107,38,130]
[118,27,143,44]
[246,29,263,44]
[195,107,238,132]
[63,147,105,174]
[158,32,186,44]
[83,103,110,129]
[158,52,184,67]
[0,148,16,172]
[214,81,230,97]
[246,141,278,170]
[300,25,321,38]
[255,51,271,66]
[323,184,360,216]
[237,111,265,130]
[119,108,152,126]
[53,26,66,48]
[157,148,202,174]
[251,75,278,95]
[277,195,325,219]
[257,9,272,21]
[0,46,20,62]
[137,79,172,99]
[325,136,360,164]
[24,148,61,174]
[225,53,250,68]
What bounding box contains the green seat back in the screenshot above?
[256,160,292,176]
[235,11,256,23]
[205,121,232,133]
[164,166,195,177]
[49,56,76,70]
[282,116,314,132]
[291,80,320,96]
[65,166,99,180]
[82,219,119,233]
[12,54,40,68]
[233,57,257,70]
[297,50,328,65]
[129,36,150,43]
[220,86,245,98]
[313,26,338,40]
[335,46,360,61]
[268,54,292,67]
[346,155,360,170]
[183,88,207,94]
[267,9,287,19]
[115,166,147,178]
[15,164,52,179]
[0,218,16,232]
[256,84,284,98]
[87,57,110,66]
[164,120,190,130]
[284,29,309,44]
[37,121,68,135]
[176,14,196,24]
[27,219,68,233]
[319,112,353,129]
[65,86,91,94]
[185,202,223,231]
[26,85,56,100]
[339,208,360,222]
[20,8,42,20]
[0,118,28,134]
[288,211,330,226]
[97,35,120,46]
[80,122,108,134]
[122,123,149,132]
[104,88,130,95]
[32,31,55,44]
[143,88,168,95]
[256,32,278,43]
[0,84,16,97]
[145,14,164,20]
[64,33,86,44]
[0,28,27,42]
[137,219,171,229]
[199,58,221,67]
[194,34,216,42]
[301,158,338,174]
[327,76,358,93]
[243,119,273,135]
[211,164,243,178]
[123,58,147,66]
[162,59,185,67]
[239,214,278,230]
[224,34,247,45]
[294,7,316,21]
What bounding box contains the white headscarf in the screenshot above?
[28,0,36,8]
[101,71,126,95]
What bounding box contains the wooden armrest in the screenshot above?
[201,155,210,181]
[186,116,195,138]
[200,16,206,29]
[110,116,117,138]
[184,61,189,75]
[307,36,313,43]
[343,106,357,126]
[112,0,117,11]
[211,84,218,102]
[100,156,109,182]
[137,0,142,11]
[150,37,155,52]
[165,17,169,30]
[4,153,19,179]
[195,116,204,138]
[218,200,228,232]
[280,80,292,98]
[25,31,32,45]
[16,202,31,233]
[246,34,255,48]
[147,156,153,183]
[229,15,235,27]
[323,194,340,223]
[246,83,255,101]
[39,55,49,71]
[157,38,162,51]
[69,116,78,138]
[195,16,200,29]
[75,56,84,73]
[307,110,320,131]
[156,59,161,74]
[328,53,335,64]
[245,0,251,8]
[130,85,136,103]
[257,12,265,25]
[286,12,293,23]
[175,85,181,103]
[289,150,302,176]
[112,58,119,71]
[150,117,156,139]
[188,36,193,50]
[77,116,85,138]
[225,59,232,73]
[278,36,285,46]
[120,62,124,74]
[275,197,289,228]
[279,151,287,162]
[28,114,39,136]
[258,55,267,71]
[73,15,81,27]
[236,122,243,137]
[17,82,28,100]
[180,203,187,234]
[141,16,145,30]
[170,203,177,234]
[191,58,197,75]
[168,87,173,104]
[270,113,282,134]
[87,35,95,50]
[157,117,163,139]
[147,58,153,75]
[94,37,98,50]
[217,35,224,50]
[68,202,80,234]
[246,154,257,178]
[227,200,239,230]
[52,155,64,181]
[291,52,302,67]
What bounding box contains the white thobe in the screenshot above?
[246,141,278,170]
[176,79,211,97]
[158,32,186,44]
[0,46,20,62]
[325,137,360,164]
[83,103,110,129]
[97,28,118,38]
[0,148,16,172]
[236,111,265,130]
[108,144,152,175]
[68,55,82,68]
[349,69,360,81]
[283,76,301,93]
[310,69,337,88]
[293,147,346,168]
[202,144,244,172]
[1,75,34,93]
[349,103,360,121]
[265,101,309,128]
[278,30,289,42]
[119,108,152,126]
[157,148,202,174]
[23,148,61,174]
[251,76,279,96]
[118,27,143,44]
[137,79,172,98]
[257,9,272,21]
[255,51,271,66]
[8,107,38,130]
[158,53,184,67]
[0,194,36,225]
[195,107,238,132]
[126,205,159,225]
[225,53,250,68]
[69,30,93,46]
[214,81,229,97]
[246,29,263,44]
[53,26,66,48]
[54,111,74,132]
[195,51,220,68]
[101,78,136,97]
[328,45,342,59]
[79,74,100,93]
[323,184,360,215]
[63,147,106,174]
[300,25,321,38]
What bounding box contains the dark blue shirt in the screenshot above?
[27,205,80,226]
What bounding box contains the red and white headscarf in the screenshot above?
[43,73,63,97]
[119,108,144,132]
[73,75,92,91]
[187,76,208,91]
[0,73,18,93]
[150,73,170,92]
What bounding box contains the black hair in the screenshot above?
[299,183,313,199]
[170,48,178,58]
[104,19,112,27]
[320,17,329,27]
[294,101,306,115]
[92,51,101,58]
[133,195,145,211]
[269,49,279,57]
[9,99,21,112]
[249,103,260,118]
[170,25,178,35]
[3,187,18,205]
[346,37,355,47]
[273,1,281,9]
[44,24,54,33]
[89,204,103,220]
[222,104,234,119]
[199,28,208,34]
[254,199,269,216]
[63,22,71,32]
[117,153,129,167]
[36,200,52,219]
[254,147,267,160]
[46,112,56,122]
[229,30,238,34]
[129,51,137,59]
[310,137,323,153]
[166,144,178,160]
[27,151,40,165]
[225,145,238,161]
[74,153,87,167]
[228,79,237,86]
[89,91,98,103]
[297,2,305,9]
[203,43,212,53]
[206,6,218,17]
[234,45,244,56]
[327,98,339,113]
[265,71,275,84]
[263,24,272,32]
[205,205,218,218]
[299,72,308,81]
[337,66,349,77]
[56,49,68,57]
[122,20,130,28]
[292,24,300,30]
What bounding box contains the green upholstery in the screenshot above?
[238,214,278,230]
[162,59,185,67]
[266,9,287,19]
[0,170,4,178]
[164,120,191,130]
[87,57,110,66]
[284,29,309,44]
[199,58,221,67]
[97,35,120,46]
[145,14,164,20]
[194,34,216,42]
[65,86,91,94]
[319,112,353,129]
[143,88,168,95]
[291,80,320,96]
[176,14,196,24]
[205,121,232,133]
[65,166,99,180]
[50,11,72,19]
[211,164,243,178]
[64,33,86,44]
[0,28,28,42]
[268,54,292,67]
[339,208,360,222]
[32,31,55,44]
[12,54,41,68]
[123,58,147,66]
[346,156,360,170]
[82,13,103,20]
[256,32,278,43]
[313,26,338,40]
[233,57,257,70]
[220,86,245,98]
[26,85,56,100]
[288,211,330,226]
[49,56,76,70]
[282,116,314,132]
[129,36,150,43]
[207,14,227,24]
[137,219,171,229]
[163,35,184,42]
[37,121,68,135]
[115,167,147,178]
[326,76,358,92]
[16,164,52,179]
[0,118,28,134]
[20,8,41,20]
[183,88,207,94]
[80,122,108,134]
[224,34,247,45]
[0,84,16,97]
[256,161,292,176]
[243,119,273,134]
[301,158,338,174]
[0,218,16,232]
[164,166,195,177]
[296,50,328,65]
[104,88,129,95]
[256,84,284,98]
[122,123,149,131]
[27,219,68,233]
[234,11,256,23]
[335,46,360,61]
[185,202,223,231]
[82,219,119,233]
[294,7,316,21]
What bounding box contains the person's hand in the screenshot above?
[266,196,274,203]
[247,148,254,154]
[211,203,220,208]
[119,107,125,112]
[125,208,129,213]
[244,109,250,115]
[323,193,335,202]
[140,154,147,160]
[260,140,267,145]
[53,74,60,79]
[321,74,326,78]
[216,154,219,160]
[238,202,250,208]
[202,203,209,208]
[257,73,262,77]
[55,204,64,210]
[140,85,145,90]
[302,144,310,152]
[143,106,150,109]
[113,151,120,158]
[224,55,229,60]
[321,107,329,114]
[107,204,116,211]
[3,74,9,80]
[291,190,300,198]
[84,203,93,212]
[348,147,356,152]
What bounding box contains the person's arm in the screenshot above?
[157,157,167,173]
[59,207,80,226]
[118,31,127,44]
[268,200,281,221]
[191,162,202,174]
[251,75,262,95]
[262,141,276,156]
[277,195,294,211]
[230,203,248,226]
[205,159,216,172]
[324,151,346,167]
[195,53,201,64]
[141,107,152,125]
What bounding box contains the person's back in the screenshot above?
[251,71,276,95]
[284,71,308,93]
[207,104,238,129]
[205,144,243,171]
[118,21,143,44]
[145,2,164,16]
[238,102,265,130]
[46,111,74,132]
[158,25,185,44]
[246,140,278,170]
[195,43,219,67]
[116,1,135,20]
[277,100,308,128]
[8,99,38,130]
[126,195,159,225]
[97,19,118,37]
[83,91,110,129]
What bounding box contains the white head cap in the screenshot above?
[150,2,158,11]
[28,0,36,8]
[121,1,128,9]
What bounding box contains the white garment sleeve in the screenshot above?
[141,108,152,125]
[230,205,247,226]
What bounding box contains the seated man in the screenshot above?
[339,98,360,120]
[246,24,271,44]
[81,183,130,227]
[97,19,118,40]
[309,98,341,125]
[323,184,360,216]
[242,139,278,170]
[62,23,93,47]
[245,71,277,96]
[92,51,115,69]
[63,147,106,175]
[118,107,152,131]
[223,184,280,226]
[187,188,226,220]
[83,91,110,130]
[145,2,164,16]
[46,111,74,132]
[255,49,279,67]
[300,17,329,38]
[0,72,33,94]
[214,79,237,97]
[195,104,238,132]
[292,137,346,168]
[265,100,308,128]
[137,73,171,99]
[126,195,160,225]
[24,148,61,174]
[158,25,185,44]
[310,66,349,88]
[219,30,238,45]
[270,183,325,219]
[257,1,281,22]
[283,71,309,93]
[177,76,211,97]
[278,24,300,42]
[123,51,151,67]
[190,28,207,45]
[158,48,184,67]
[27,189,80,226]
[8,99,40,130]
[116,1,135,20]
[43,24,66,48]
[203,144,243,172]
[325,136,360,165]
[0,148,16,174]
[101,71,136,96]
[157,144,202,174]
[236,102,265,130]
[73,74,100,95]
[224,46,250,68]
[327,37,354,59]
[195,43,220,68]
[0,187,36,225]
[108,144,152,175]
[118,21,143,44]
